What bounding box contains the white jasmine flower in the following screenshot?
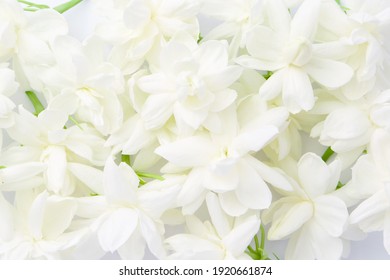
[349,129,390,254]
[320,0,390,99]
[93,0,200,74]
[262,153,348,259]
[137,39,242,132]
[42,36,125,135]
[76,158,180,259]
[156,106,289,216]
[5,106,109,195]
[237,0,353,113]
[165,193,260,259]
[0,65,18,148]
[0,191,87,259]
[311,89,390,158]
[200,0,265,57]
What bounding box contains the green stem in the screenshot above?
[260,224,266,250]
[321,147,335,162]
[254,235,260,251]
[336,181,345,190]
[135,171,164,181]
[68,115,83,130]
[54,0,83,13]
[17,0,49,9]
[25,91,45,115]
[121,154,131,166]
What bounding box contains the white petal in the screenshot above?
[141,94,175,130]
[117,228,146,259]
[139,213,166,258]
[44,146,67,194]
[321,107,371,140]
[350,190,389,226]
[245,26,284,67]
[103,158,138,205]
[290,0,321,39]
[2,162,46,184]
[38,109,69,131]
[28,191,49,240]
[231,125,279,156]
[258,69,284,100]
[268,199,313,240]
[98,208,138,252]
[235,161,272,210]
[265,0,291,36]
[305,57,353,88]
[137,73,175,95]
[178,168,206,207]
[68,163,104,195]
[219,192,248,217]
[285,225,314,259]
[166,234,223,259]
[282,66,314,113]
[298,153,332,198]
[310,222,344,259]
[206,192,232,238]
[210,89,237,112]
[223,215,260,257]
[0,193,14,241]
[314,196,348,237]
[203,66,242,92]
[197,40,229,75]
[42,196,77,239]
[247,156,293,191]
[123,0,151,31]
[155,135,216,167]
[206,159,240,192]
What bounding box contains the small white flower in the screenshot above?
[76,158,180,259]
[263,153,348,259]
[165,193,260,259]
[137,38,242,132]
[237,0,353,113]
[0,191,86,259]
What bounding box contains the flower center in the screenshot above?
[283,37,313,67]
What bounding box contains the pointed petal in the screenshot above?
[155,136,216,167]
[282,66,314,113]
[314,196,348,237]
[305,57,353,88]
[219,192,248,217]
[103,158,139,205]
[235,161,272,210]
[42,196,77,239]
[258,69,284,100]
[68,163,104,195]
[268,200,313,240]
[206,192,232,238]
[139,212,166,258]
[117,227,146,259]
[98,208,138,252]
[350,190,389,226]
[203,66,242,92]
[223,215,260,257]
[247,156,293,191]
[290,0,321,39]
[298,153,332,198]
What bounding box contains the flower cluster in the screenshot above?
[1,0,390,260]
